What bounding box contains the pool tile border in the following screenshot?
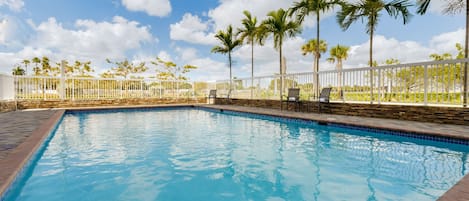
[199,106,469,145]
[0,109,65,199]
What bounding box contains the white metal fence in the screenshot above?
[12,76,213,101]
[217,59,469,107]
[2,59,468,107]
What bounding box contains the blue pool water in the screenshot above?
[3,108,469,201]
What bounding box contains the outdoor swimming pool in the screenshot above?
[2,107,469,200]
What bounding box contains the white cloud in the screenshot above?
[169,13,216,45]
[121,0,171,17]
[31,16,153,61]
[345,35,433,67]
[175,47,198,61]
[429,28,464,53]
[188,57,228,81]
[340,29,464,69]
[0,18,11,44]
[0,16,156,73]
[233,36,312,75]
[0,0,24,12]
[169,0,338,46]
[207,0,292,31]
[157,51,172,61]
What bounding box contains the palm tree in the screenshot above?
[337,0,411,102]
[302,39,327,98]
[21,59,30,75]
[12,66,25,76]
[237,10,264,99]
[289,0,340,98]
[260,8,302,99]
[417,0,468,107]
[32,57,41,75]
[327,44,349,100]
[212,25,242,96]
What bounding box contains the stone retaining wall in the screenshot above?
[0,101,16,113]
[215,98,469,125]
[17,98,206,110]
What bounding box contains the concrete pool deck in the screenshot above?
[0,104,468,200]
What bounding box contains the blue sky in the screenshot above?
[0,0,465,81]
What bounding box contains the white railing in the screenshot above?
[5,59,469,107]
[218,59,469,107]
[0,73,15,100]
[14,76,212,101]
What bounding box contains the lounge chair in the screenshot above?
[208,89,217,104]
[318,87,332,113]
[281,88,301,111]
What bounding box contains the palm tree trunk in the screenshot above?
[464,0,468,107]
[315,10,321,99]
[251,39,254,100]
[370,28,374,103]
[229,52,232,98]
[279,43,283,100]
[338,60,343,100]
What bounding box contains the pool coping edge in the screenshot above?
[0,109,65,198]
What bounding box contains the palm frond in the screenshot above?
[416,0,431,15]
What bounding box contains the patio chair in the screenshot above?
[281,88,301,111]
[318,87,332,113]
[208,89,217,104]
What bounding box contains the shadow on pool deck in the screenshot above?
[0,104,468,200]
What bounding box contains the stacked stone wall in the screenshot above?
[16,98,206,110]
[215,98,469,125]
[0,101,16,113]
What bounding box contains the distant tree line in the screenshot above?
[11,57,198,81]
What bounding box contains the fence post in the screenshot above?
[97,79,100,100]
[176,81,179,100]
[120,80,123,99]
[140,80,143,98]
[378,68,381,104]
[72,78,75,101]
[424,64,428,106]
[274,78,277,97]
[43,78,46,100]
[60,60,65,100]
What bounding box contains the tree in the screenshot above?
[289,0,339,98]
[32,57,41,75]
[28,56,59,76]
[21,59,30,75]
[12,65,25,76]
[211,25,242,96]
[327,44,349,99]
[237,10,264,99]
[302,39,327,98]
[429,49,462,93]
[151,57,197,81]
[106,59,148,79]
[61,60,94,77]
[384,58,400,97]
[337,0,412,102]
[260,8,302,99]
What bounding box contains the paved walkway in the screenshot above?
[0,110,57,160]
[203,105,469,140]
